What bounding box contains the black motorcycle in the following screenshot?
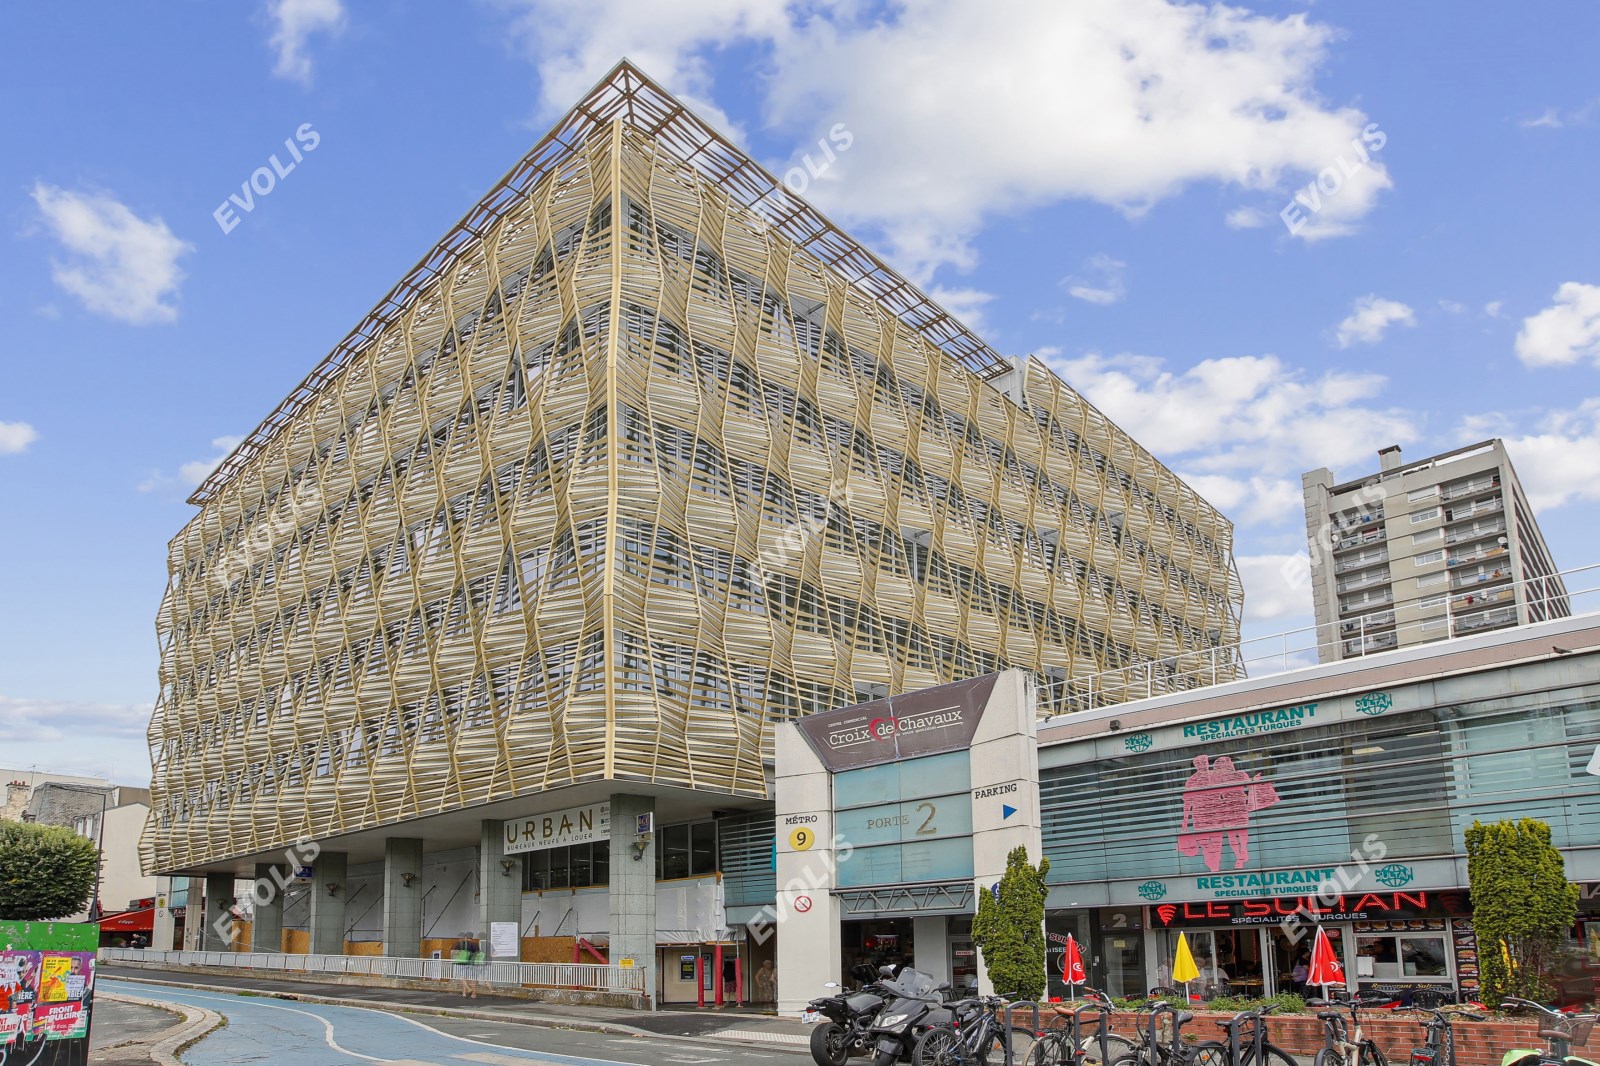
[807,964,898,1066]
[867,967,950,1065]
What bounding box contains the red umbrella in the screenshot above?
[1307,926,1346,995]
[1062,934,1087,988]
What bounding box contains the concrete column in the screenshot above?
[969,670,1044,997]
[309,851,348,955]
[183,877,204,950]
[202,872,235,951]
[913,915,952,987]
[478,820,520,943]
[608,794,658,1006]
[151,876,176,951]
[773,731,841,1017]
[383,838,424,957]
[252,864,285,953]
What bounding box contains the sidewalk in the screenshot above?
[99,964,811,1047]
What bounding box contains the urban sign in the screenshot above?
[795,673,997,771]
[503,801,610,855]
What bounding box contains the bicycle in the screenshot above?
[913,994,1037,1066]
[1404,1004,1485,1066]
[1026,989,1137,1066]
[1309,991,1399,1066]
[1214,1003,1296,1066]
[1500,998,1600,1066]
[1109,1000,1228,1066]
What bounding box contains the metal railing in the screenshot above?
[1440,476,1500,502]
[97,947,646,996]
[1061,561,1598,710]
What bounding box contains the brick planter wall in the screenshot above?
[1087,1011,1558,1066]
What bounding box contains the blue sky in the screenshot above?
[2,1,1597,781]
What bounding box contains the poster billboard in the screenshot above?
[0,921,98,1066]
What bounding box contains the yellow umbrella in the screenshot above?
[1172,932,1200,985]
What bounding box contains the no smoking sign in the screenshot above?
[794,895,813,913]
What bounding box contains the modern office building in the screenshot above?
[1302,440,1568,663]
[141,61,1242,1001]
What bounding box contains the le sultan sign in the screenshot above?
[1149,890,1465,927]
[503,801,610,855]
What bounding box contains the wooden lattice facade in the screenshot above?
[143,63,1242,873]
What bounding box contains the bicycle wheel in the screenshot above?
[1110,1049,1156,1066]
[1026,1034,1072,1066]
[1082,1033,1139,1066]
[1189,1041,1230,1066]
[1313,1049,1343,1066]
[981,1025,1037,1066]
[913,1025,966,1066]
[1359,1043,1388,1066]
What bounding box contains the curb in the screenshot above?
[100,991,225,1066]
[106,974,659,1039]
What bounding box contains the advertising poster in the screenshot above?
[0,922,98,1066]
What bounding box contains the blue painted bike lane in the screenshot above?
[102,978,638,1066]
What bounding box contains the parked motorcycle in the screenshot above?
[805,965,897,1066]
[866,967,950,1065]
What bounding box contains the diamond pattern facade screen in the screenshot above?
[145,68,1241,874]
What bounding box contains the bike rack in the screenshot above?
[1002,1001,1046,1066]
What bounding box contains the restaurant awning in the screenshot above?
[98,907,154,932]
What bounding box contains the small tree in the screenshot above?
[0,821,99,921]
[1465,817,1578,1003]
[972,845,1050,1001]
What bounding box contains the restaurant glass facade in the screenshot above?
[1039,660,1600,1001]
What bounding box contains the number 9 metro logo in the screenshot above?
[789,827,816,851]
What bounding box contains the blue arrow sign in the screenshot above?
[1002,804,1017,820]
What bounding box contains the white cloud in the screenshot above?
[1437,299,1465,315]
[0,422,38,455]
[1281,157,1393,243]
[1484,300,1504,319]
[1472,399,1600,510]
[1515,282,1600,368]
[1520,107,1564,130]
[1225,207,1268,230]
[268,0,346,84]
[1335,294,1415,348]
[1044,351,1420,478]
[1521,100,1598,130]
[0,695,153,783]
[1235,553,1313,624]
[139,435,245,494]
[1063,254,1127,306]
[31,184,193,325]
[926,286,996,334]
[498,0,1390,279]
[1177,473,1302,527]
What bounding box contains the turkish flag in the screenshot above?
[1062,933,1087,984]
[1308,926,1346,987]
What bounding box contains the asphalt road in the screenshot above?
[103,978,810,1066]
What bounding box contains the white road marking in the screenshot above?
[108,985,387,1062]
